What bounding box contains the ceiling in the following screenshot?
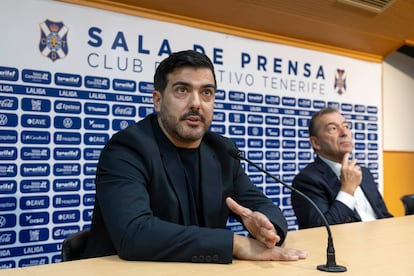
[61,0,414,60]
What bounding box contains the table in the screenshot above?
[1,215,413,275]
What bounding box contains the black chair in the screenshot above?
[61,229,91,261]
[400,194,414,215]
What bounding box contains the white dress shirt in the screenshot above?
[319,156,377,221]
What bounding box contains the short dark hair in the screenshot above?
[308,106,340,136]
[154,50,217,93]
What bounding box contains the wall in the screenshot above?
[383,51,414,216]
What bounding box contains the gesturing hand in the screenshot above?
[226,197,280,248]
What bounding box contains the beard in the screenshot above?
[159,108,210,144]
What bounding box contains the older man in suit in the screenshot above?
[291,107,392,229]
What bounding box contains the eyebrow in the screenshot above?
[172,81,216,89]
[324,121,348,127]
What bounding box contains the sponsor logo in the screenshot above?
[0,147,17,160]
[138,81,154,93]
[0,260,15,269]
[84,133,109,145]
[54,72,81,87]
[53,148,81,160]
[19,256,48,267]
[19,228,49,243]
[21,98,51,112]
[209,124,225,135]
[0,113,18,127]
[84,102,109,115]
[22,69,51,84]
[83,163,97,175]
[20,164,50,177]
[0,130,17,144]
[138,106,154,117]
[21,131,50,144]
[248,126,263,136]
[20,196,50,210]
[247,115,263,124]
[0,197,16,211]
[21,147,50,160]
[83,194,95,207]
[21,114,50,128]
[0,180,16,194]
[54,100,81,114]
[229,91,245,102]
[83,178,96,191]
[112,105,136,117]
[19,212,49,226]
[112,78,136,92]
[53,163,81,176]
[83,209,94,221]
[52,225,80,239]
[0,214,16,228]
[247,93,263,103]
[0,66,18,81]
[53,178,80,192]
[52,210,80,224]
[53,194,80,208]
[0,163,17,177]
[20,179,50,193]
[213,112,225,122]
[84,117,109,130]
[229,113,245,123]
[84,76,109,89]
[54,132,81,145]
[54,116,81,129]
[0,96,18,110]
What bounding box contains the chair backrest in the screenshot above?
[61,229,91,261]
[400,194,414,216]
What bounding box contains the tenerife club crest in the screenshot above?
[39,20,69,62]
[334,69,346,95]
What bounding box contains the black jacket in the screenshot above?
[84,114,288,263]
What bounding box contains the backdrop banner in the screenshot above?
[0,0,382,268]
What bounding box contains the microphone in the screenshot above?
[229,148,347,273]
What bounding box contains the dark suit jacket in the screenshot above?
[291,156,392,229]
[83,114,287,263]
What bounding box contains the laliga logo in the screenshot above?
[334,69,346,95]
[39,19,69,62]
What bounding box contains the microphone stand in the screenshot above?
[233,150,347,272]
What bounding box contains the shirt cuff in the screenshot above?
[336,191,356,209]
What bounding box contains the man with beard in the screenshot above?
[83,50,307,263]
[291,107,392,229]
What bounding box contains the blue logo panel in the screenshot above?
[20,179,50,193]
[0,180,17,194]
[0,130,18,144]
[54,100,82,114]
[54,116,82,129]
[0,95,18,110]
[0,147,17,160]
[53,178,81,192]
[19,212,50,227]
[21,131,50,144]
[19,228,49,243]
[52,210,81,224]
[21,98,51,112]
[20,196,50,210]
[0,112,18,127]
[0,230,16,246]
